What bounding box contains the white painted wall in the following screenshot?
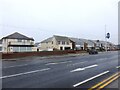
[2,38,34,52]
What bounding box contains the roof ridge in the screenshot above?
[2,32,34,41]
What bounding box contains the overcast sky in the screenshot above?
[0,0,119,44]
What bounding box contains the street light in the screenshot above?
[105,32,110,51]
[105,25,110,52]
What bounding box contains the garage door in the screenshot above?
[64,47,71,50]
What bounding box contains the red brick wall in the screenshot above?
[2,50,86,59]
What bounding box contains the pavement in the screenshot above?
[1,51,120,89]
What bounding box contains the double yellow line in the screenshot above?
[88,72,120,90]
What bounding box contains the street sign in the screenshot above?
[106,33,110,39]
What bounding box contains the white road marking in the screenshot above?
[72,61,87,65]
[45,63,58,65]
[73,71,109,87]
[3,64,29,69]
[116,66,120,69]
[0,68,50,79]
[67,61,87,66]
[45,61,72,65]
[60,61,72,64]
[70,64,98,72]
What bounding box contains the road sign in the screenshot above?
[106,33,110,39]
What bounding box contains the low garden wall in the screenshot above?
[2,50,86,59]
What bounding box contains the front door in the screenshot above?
[60,47,63,50]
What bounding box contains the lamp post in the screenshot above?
[105,25,110,52]
[105,25,107,52]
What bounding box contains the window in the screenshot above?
[20,47,26,52]
[13,47,19,52]
[27,47,32,52]
[4,47,6,50]
[52,41,53,44]
[58,41,61,44]
[9,42,11,45]
[18,39,22,42]
[27,40,30,42]
[4,39,6,42]
[23,40,26,43]
[0,47,2,51]
[62,41,65,45]
[67,42,69,45]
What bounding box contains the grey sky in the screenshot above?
[0,0,119,44]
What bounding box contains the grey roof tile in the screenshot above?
[2,32,34,41]
[69,38,84,45]
[41,37,53,43]
[54,35,70,42]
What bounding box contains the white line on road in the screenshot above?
[67,61,87,67]
[45,61,72,65]
[0,68,50,79]
[70,64,98,72]
[45,63,58,65]
[73,71,109,87]
[60,61,72,64]
[116,66,120,69]
[3,64,30,69]
[73,61,87,65]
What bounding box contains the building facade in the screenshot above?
[2,32,35,53]
[40,35,74,51]
[0,40,2,52]
[69,38,96,50]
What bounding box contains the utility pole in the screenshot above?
[105,25,110,52]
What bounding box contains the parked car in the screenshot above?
[88,49,98,55]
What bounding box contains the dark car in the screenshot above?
[88,49,98,55]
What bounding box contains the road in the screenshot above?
[1,51,120,89]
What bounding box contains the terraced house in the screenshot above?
[69,38,96,50]
[2,32,35,53]
[40,35,74,51]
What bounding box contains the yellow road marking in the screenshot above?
[88,72,120,90]
[97,74,120,90]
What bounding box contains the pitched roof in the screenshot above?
[41,37,53,43]
[2,32,34,41]
[34,42,41,47]
[92,40,115,46]
[54,35,70,42]
[69,38,84,45]
[87,40,95,45]
[41,35,71,43]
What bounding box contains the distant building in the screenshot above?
[2,32,35,53]
[40,35,74,51]
[116,44,120,49]
[83,39,95,50]
[69,38,84,50]
[34,42,41,51]
[40,35,115,51]
[0,39,2,52]
[92,40,105,50]
[92,40,115,50]
[69,38,95,50]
